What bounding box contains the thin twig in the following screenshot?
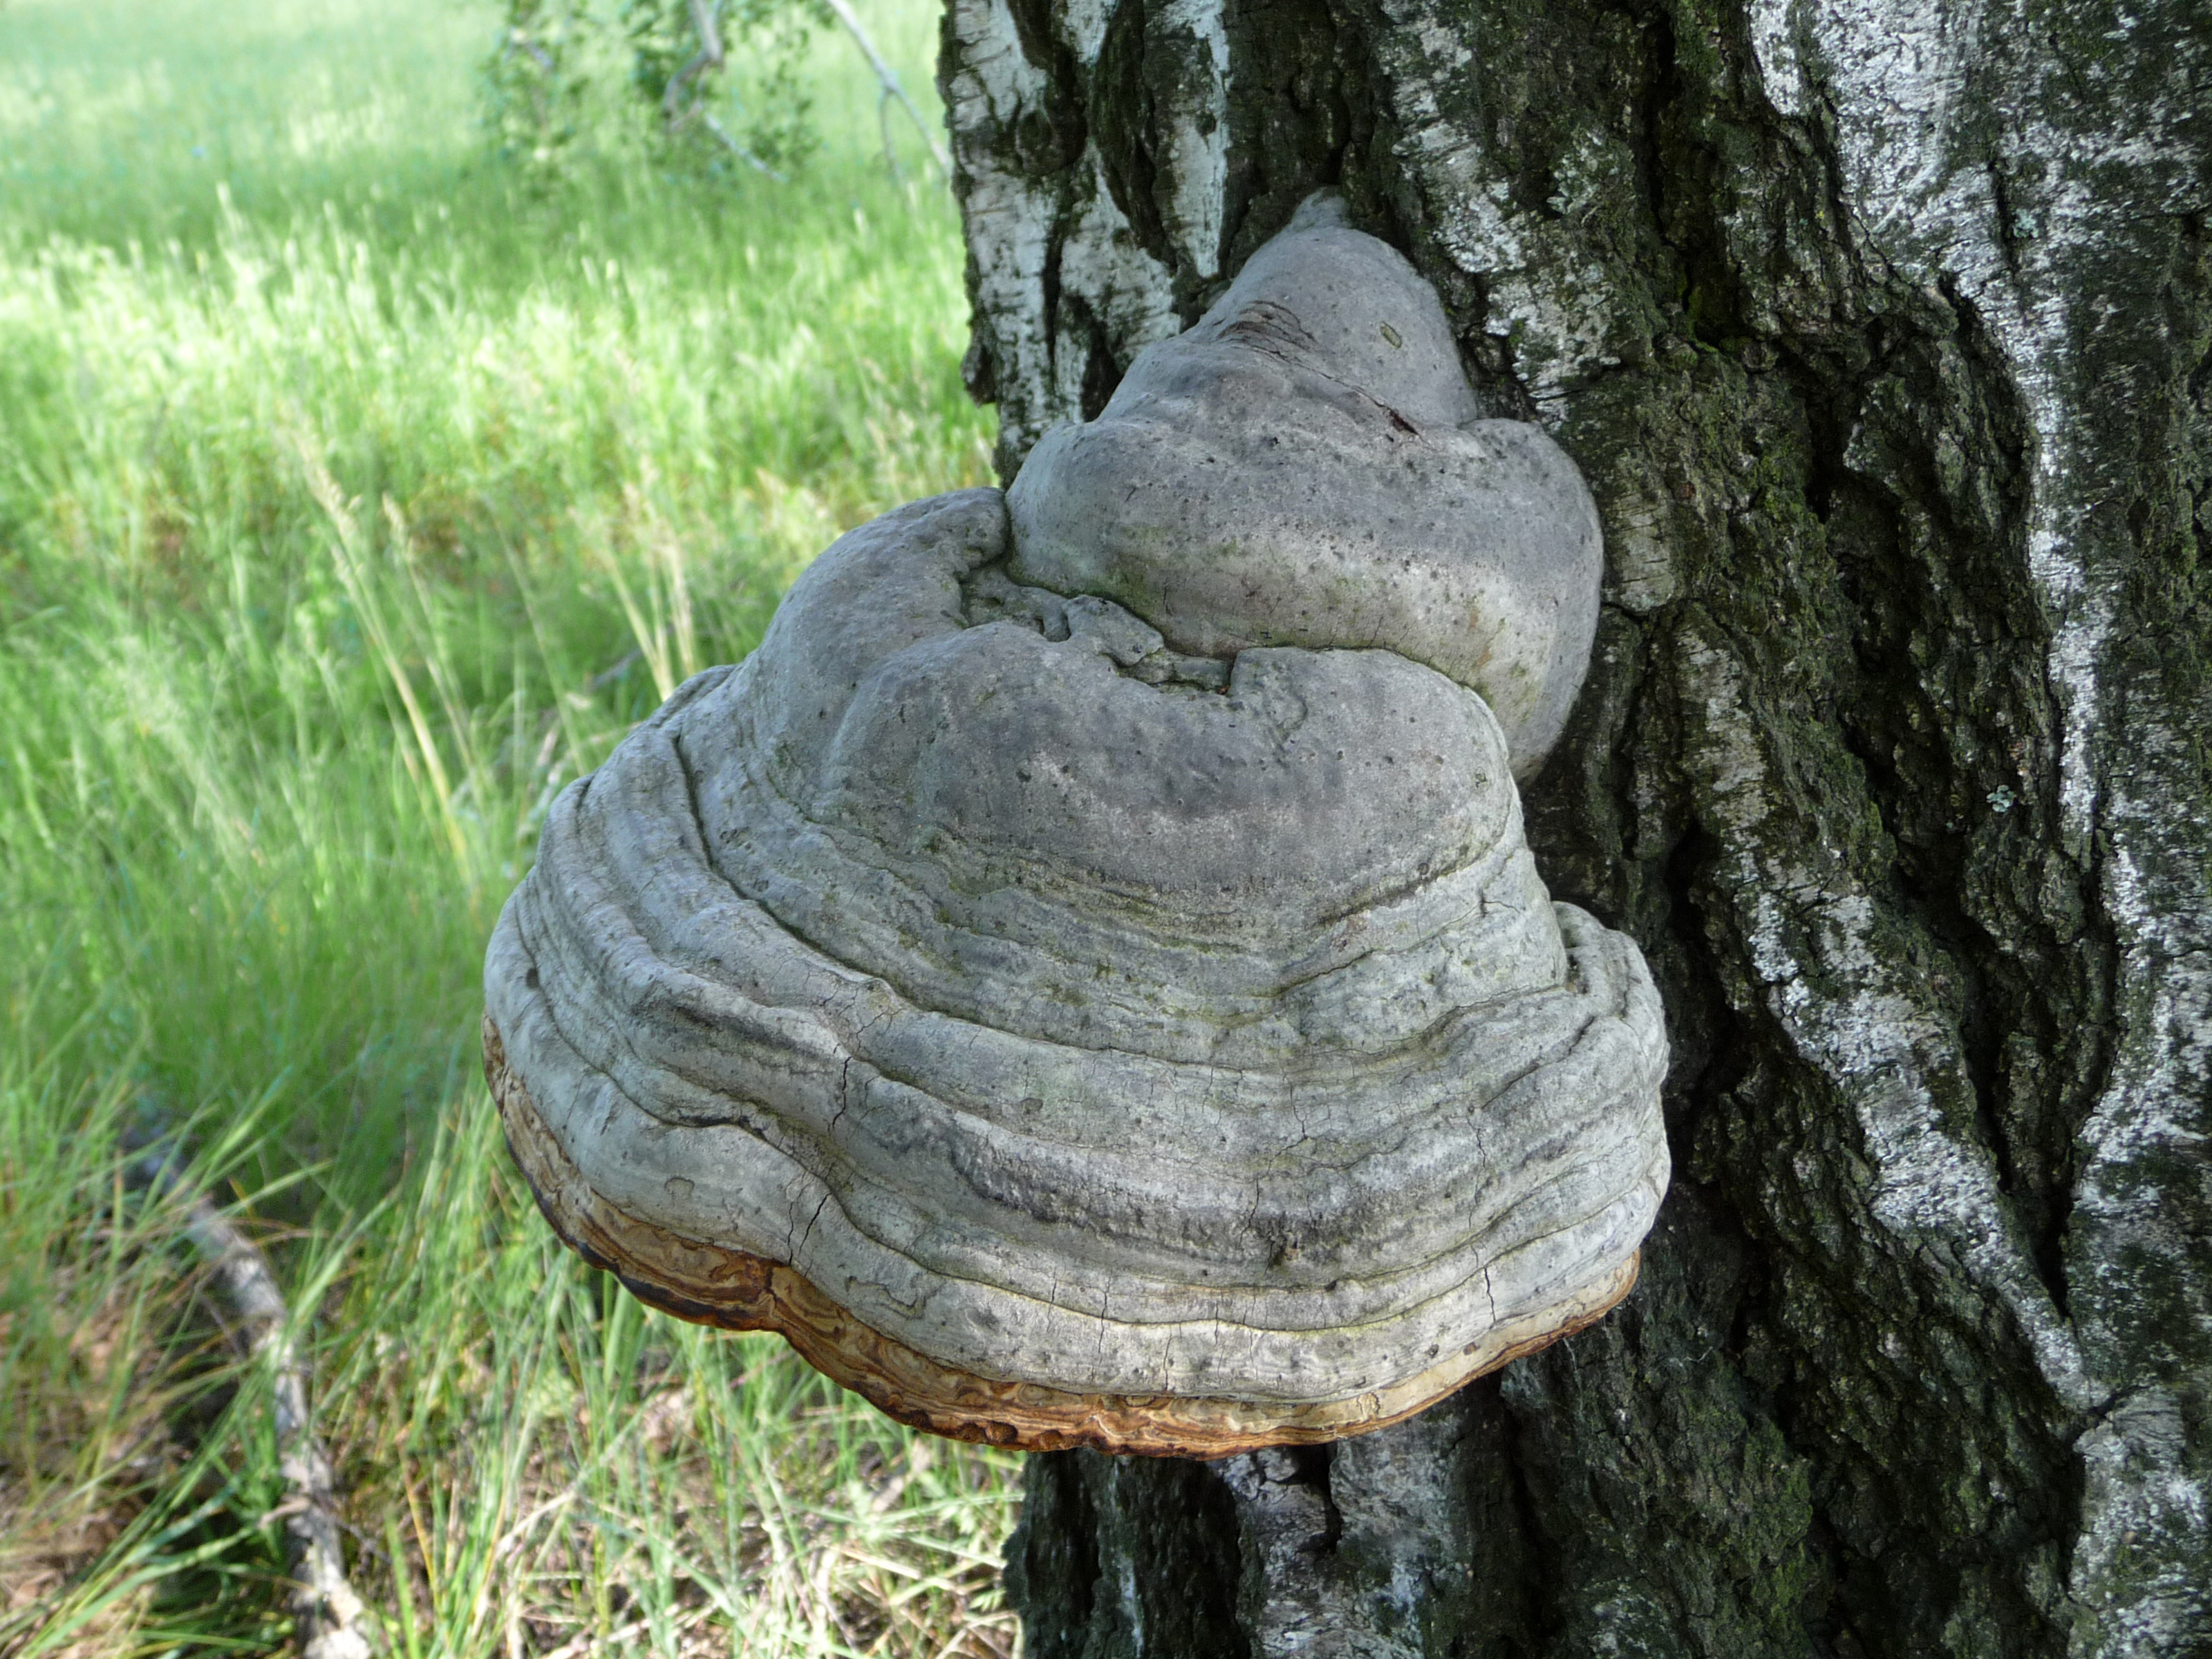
[131,1148,373,1659]
[536,1604,714,1659]
[536,1615,651,1659]
[504,29,557,74]
[818,0,949,174]
[663,0,728,128]
[587,648,644,694]
[701,111,787,180]
[662,0,789,179]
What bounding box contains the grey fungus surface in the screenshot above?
[1008,196,1604,780]
[482,216,1668,1456]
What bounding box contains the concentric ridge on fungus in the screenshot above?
[483,197,1670,1456]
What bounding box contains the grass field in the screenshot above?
[0,1,1018,1651]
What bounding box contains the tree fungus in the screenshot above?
[483,197,1669,1456]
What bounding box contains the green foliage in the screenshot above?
[487,0,829,183]
[485,0,599,173]
[0,0,1010,1650]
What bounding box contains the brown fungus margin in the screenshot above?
[485,1014,1638,1459]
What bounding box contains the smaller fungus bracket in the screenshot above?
[1007,191,1604,783]
[482,196,1667,1456]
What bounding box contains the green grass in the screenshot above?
[0,0,1018,1651]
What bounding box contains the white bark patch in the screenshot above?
[1747,0,1808,116]
[1365,1,1628,420]
[1803,0,1989,251]
[2066,726,2212,1651]
[944,0,1194,466]
[2074,1388,2212,1654]
[944,0,1062,457]
[1049,153,1180,416]
[1053,0,1116,66]
[1151,0,1232,280]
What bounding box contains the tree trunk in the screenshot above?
[937,0,2212,1653]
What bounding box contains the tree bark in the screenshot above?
[937,0,2212,1653]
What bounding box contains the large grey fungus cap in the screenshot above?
[483,209,1667,1456]
[1008,193,1603,780]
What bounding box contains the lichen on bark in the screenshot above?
[943,0,2212,1652]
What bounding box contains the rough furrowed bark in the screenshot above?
[943,0,2211,1653]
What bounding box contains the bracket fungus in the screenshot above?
[482,197,1669,1457]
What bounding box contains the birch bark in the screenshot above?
[939,0,2212,1653]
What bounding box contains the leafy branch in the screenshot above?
[485,0,826,183]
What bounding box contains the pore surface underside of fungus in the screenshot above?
[483,197,1670,1456]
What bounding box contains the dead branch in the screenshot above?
[133,1150,372,1659]
[819,0,950,176]
[700,111,787,180]
[663,0,729,129]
